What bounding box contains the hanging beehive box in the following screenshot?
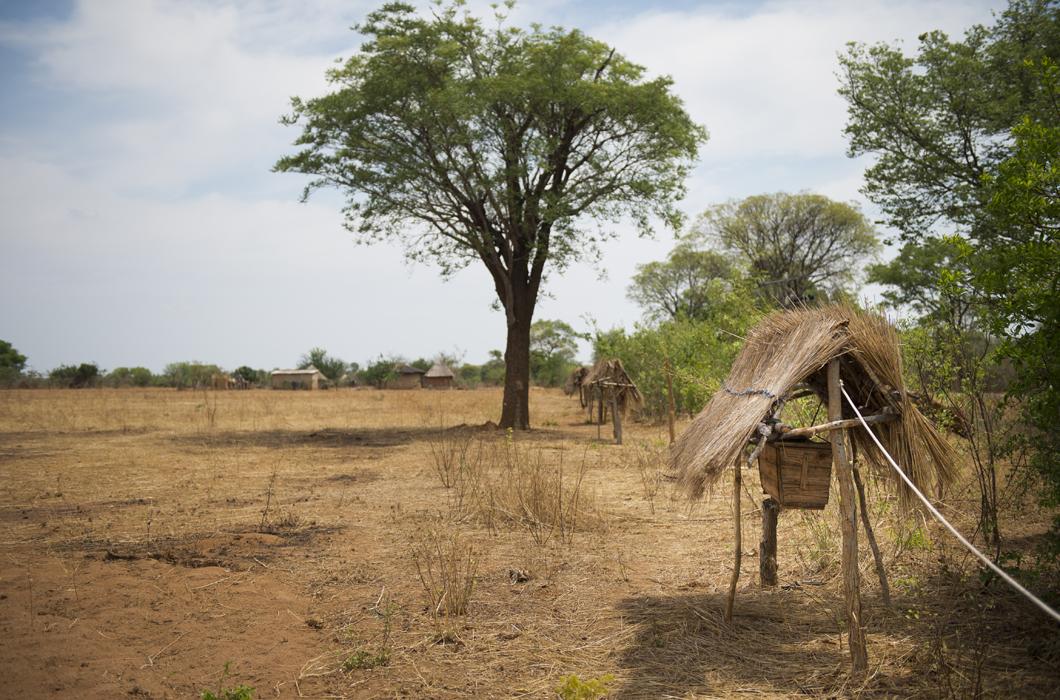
[758,439,833,509]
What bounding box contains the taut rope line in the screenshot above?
[840,383,1060,624]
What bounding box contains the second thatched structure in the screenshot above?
[670,305,956,672]
[584,358,641,444]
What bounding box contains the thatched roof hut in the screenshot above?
[671,305,956,506]
[423,362,455,390]
[584,358,642,415]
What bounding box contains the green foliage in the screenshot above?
[105,366,154,387]
[233,366,261,385]
[696,192,879,307]
[341,648,390,671]
[49,362,101,388]
[530,319,585,387]
[555,673,615,700]
[163,362,222,389]
[627,243,739,322]
[360,356,397,388]
[0,339,27,372]
[0,339,28,385]
[593,313,755,420]
[201,662,254,700]
[410,358,431,372]
[299,347,347,381]
[840,0,1060,533]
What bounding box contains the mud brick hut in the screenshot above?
[388,364,426,389]
[270,367,326,390]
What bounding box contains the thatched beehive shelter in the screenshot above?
[584,358,642,444]
[671,305,955,505]
[669,305,957,671]
[563,366,591,407]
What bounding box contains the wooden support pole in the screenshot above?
[829,359,868,672]
[724,460,742,623]
[853,462,891,608]
[611,394,623,445]
[664,358,677,446]
[760,497,779,587]
[776,413,896,439]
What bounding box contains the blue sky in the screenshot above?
[0,0,1005,374]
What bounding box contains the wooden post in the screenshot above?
[760,497,779,587]
[664,358,677,446]
[853,462,891,608]
[611,394,623,445]
[724,461,742,623]
[828,359,868,672]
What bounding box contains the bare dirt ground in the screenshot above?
[0,388,1057,699]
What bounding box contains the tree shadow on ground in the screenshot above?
[615,590,852,698]
[168,423,588,451]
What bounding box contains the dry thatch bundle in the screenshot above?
[671,305,956,507]
[584,358,642,415]
[563,366,590,397]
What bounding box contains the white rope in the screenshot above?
[840,384,1060,624]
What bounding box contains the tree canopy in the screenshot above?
[275,1,705,428]
[840,0,1060,518]
[627,243,740,322]
[696,193,879,306]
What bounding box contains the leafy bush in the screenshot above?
[106,366,154,387]
[49,362,101,388]
[592,315,754,420]
[556,673,615,700]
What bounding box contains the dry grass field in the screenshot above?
[0,388,1057,699]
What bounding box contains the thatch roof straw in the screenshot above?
[671,305,956,508]
[425,363,454,378]
[584,358,643,414]
[563,366,590,396]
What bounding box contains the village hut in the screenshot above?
[583,358,642,444]
[388,364,425,390]
[670,305,956,670]
[563,366,591,407]
[271,367,326,390]
[422,362,455,390]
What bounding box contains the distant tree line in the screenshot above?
[0,323,586,390]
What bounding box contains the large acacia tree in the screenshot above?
[275,3,705,428]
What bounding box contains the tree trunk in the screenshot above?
[499,312,532,430]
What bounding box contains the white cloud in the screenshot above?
[0,0,1007,372]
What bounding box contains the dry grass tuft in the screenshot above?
[411,526,478,618]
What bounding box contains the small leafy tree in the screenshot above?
[696,192,879,307]
[0,340,27,384]
[275,2,705,428]
[627,243,739,322]
[530,319,585,387]
[50,363,101,388]
[106,366,154,387]
[299,347,347,381]
[234,366,260,385]
[360,355,397,388]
